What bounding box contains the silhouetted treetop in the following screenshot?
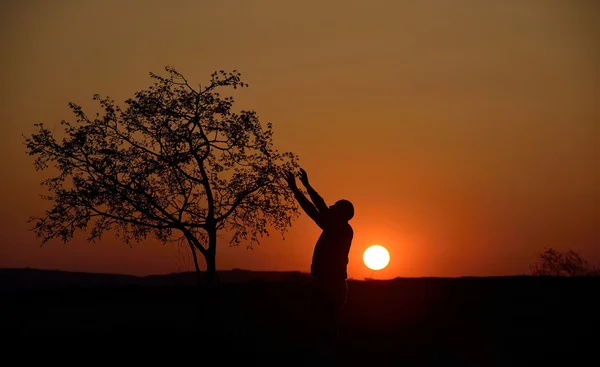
[530,248,599,277]
[25,66,300,285]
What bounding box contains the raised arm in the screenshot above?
[285,171,327,229]
[298,168,328,213]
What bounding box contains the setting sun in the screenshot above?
[363,245,390,271]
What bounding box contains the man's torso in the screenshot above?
[311,223,353,280]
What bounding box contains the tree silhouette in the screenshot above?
[24,66,300,285]
[530,248,599,277]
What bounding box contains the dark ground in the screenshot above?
[1,269,598,366]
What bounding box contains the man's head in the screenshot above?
[329,199,354,222]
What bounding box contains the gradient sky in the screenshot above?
[1,0,598,279]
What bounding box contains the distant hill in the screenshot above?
[4,267,590,292]
[0,268,312,291]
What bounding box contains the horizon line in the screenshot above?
[0,266,533,279]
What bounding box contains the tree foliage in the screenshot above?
[530,248,599,277]
[24,66,300,284]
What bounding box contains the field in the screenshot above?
[1,269,598,366]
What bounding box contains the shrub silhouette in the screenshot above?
[530,248,599,277]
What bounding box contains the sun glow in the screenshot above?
[363,245,390,271]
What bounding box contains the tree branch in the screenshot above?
[215,179,270,223]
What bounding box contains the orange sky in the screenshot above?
[1,0,599,279]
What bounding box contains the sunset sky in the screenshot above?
[1,0,598,279]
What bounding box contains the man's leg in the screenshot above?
[313,280,347,357]
[330,279,347,344]
[307,295,325,358]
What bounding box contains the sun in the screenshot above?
[363,245,390,271]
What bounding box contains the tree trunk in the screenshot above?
[204,229,219,287]
[204,249,217,286]
[201,233,220,340]
[190,244,202,286]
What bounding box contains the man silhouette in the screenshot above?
[285,168,354,352]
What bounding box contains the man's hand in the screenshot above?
[299,168,309,187]
[298,167,328,212]
[284,171,298,191]
[284,170,323,227]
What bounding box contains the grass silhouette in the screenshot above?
[1,269,598,365]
